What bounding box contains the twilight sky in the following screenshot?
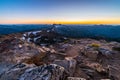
[0,0,120,24]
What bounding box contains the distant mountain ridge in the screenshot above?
[0,24,120,42]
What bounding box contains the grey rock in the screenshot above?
[0,63,30,80]
[0,64,68,80]
[98,48,114,58]
[19,64,68,80]
[53,57,76,76]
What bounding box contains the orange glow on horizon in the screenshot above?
[0,19,120,25]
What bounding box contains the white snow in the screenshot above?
[28,31,42,35]
[27,32,32,35]
[23,34,27,37]
[32,31,40,35]
[27,38,31,42]
[22,37,25,40]
[47,30,50,32]
[33,36,42,42]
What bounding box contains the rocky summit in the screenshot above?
[0,29,120,80]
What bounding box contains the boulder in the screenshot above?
[98,48,114,58]
[0,64,68,80]
[112,46,120,51]
[19,64,68,80]
[82,46,99,60]
[53,57,76,76]
[73,65,89,79]
[0,63,31,80]
[108,65,120,80]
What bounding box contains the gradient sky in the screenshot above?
[0,0,120,24]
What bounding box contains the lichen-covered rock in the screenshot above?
[108,65,120,80]
[0,64,68,80]
[81,46,99,60]
[98,48,114,58]
[0,63,31,80]
[0,39,47,65]
[53,57,76,76]
[1,32,120,80]
[19,64,68,80]
[73,65,89,79]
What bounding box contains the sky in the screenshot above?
[0,0,120,24]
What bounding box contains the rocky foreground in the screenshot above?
[0,29,120,80]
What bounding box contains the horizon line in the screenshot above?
[0,23,120,25]
[0,20,120,25]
